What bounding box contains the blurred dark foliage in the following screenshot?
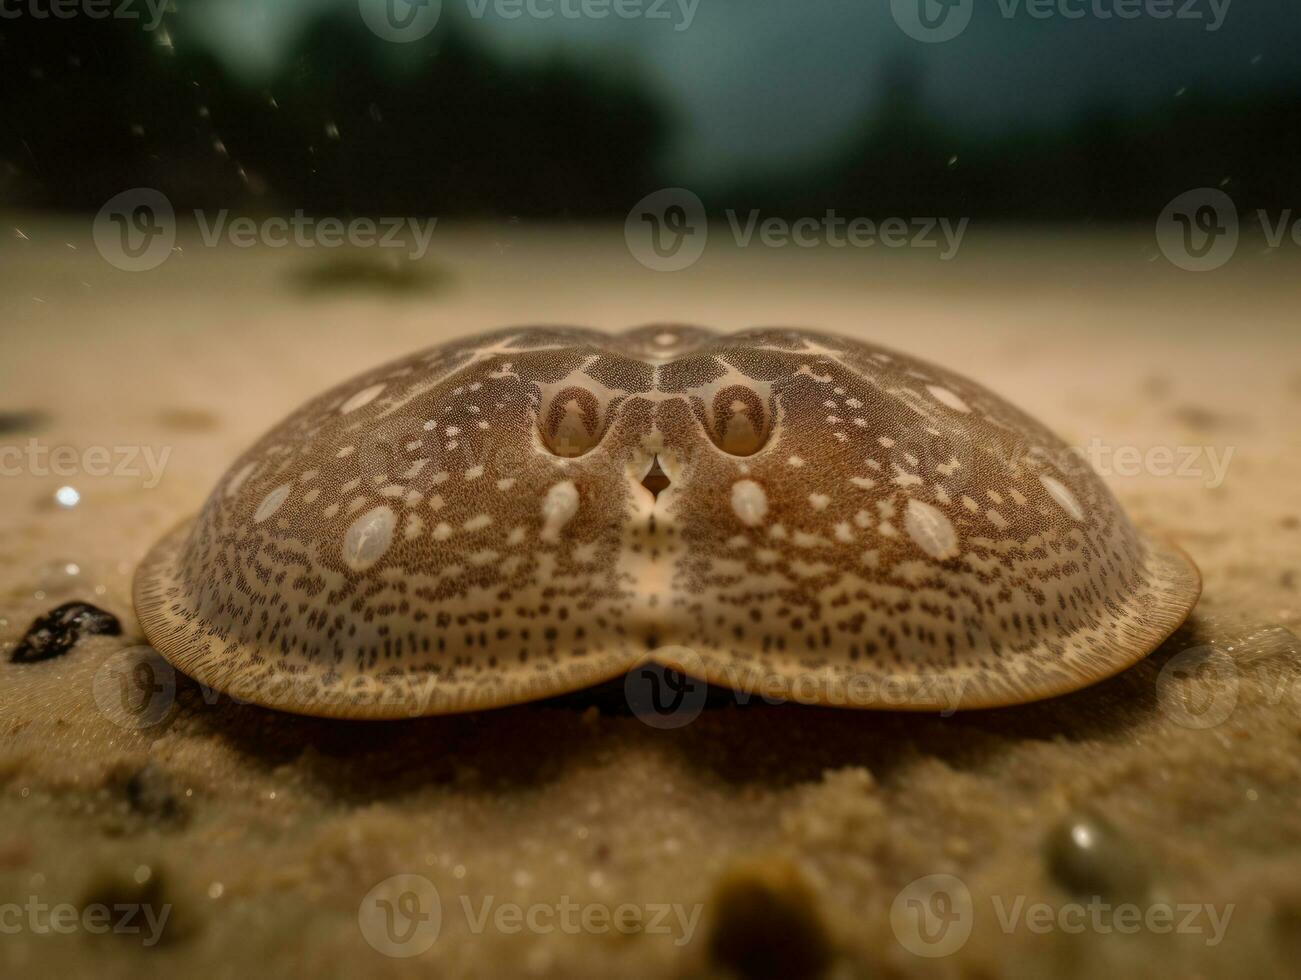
[0,9,668,216]
[2,12,1300,219]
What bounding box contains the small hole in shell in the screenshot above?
[640,455,671,500]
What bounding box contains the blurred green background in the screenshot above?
[1,0,1298,220]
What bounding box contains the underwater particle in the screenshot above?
[35,558,85,599]
[54,485,80,508]
[706,858,832,980]
[1043,812,1150,902]
[10,601,122,663]
[132,325,1200,718]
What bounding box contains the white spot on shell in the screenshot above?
[340,383,385,414]
[927,385,971,413]
[342,505,396,571]
[731,479,768,527]
[1040,473,1084,521]
[905,499,959,561]
[541,480,579,541]
[224,462,256,498]
[253,484,291,523]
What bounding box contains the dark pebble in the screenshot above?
[10,601,122,663]
[0,410,48,434]
[1043,812,1150,902]
[117,764,187,827]
[707,859,831,980]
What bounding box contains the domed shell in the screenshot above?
[134,326,1200,718]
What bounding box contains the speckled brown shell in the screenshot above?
[134,326,1200,718]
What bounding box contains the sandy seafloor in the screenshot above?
[1,219,1299,979]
